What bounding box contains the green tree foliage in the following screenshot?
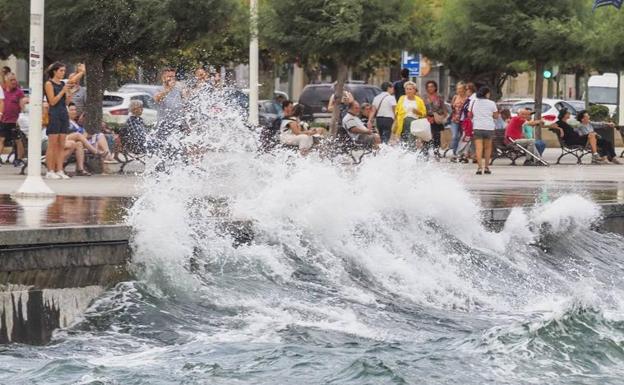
[0,0,242,132]
[428,0,586,106]
[260,0,432,134]
[586,4,624,71]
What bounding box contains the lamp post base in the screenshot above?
[12,175,56,198]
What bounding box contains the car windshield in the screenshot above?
[118,85,160,96]
[224,89,249,109]
[511,103,552,114]
[299,86,333,107]
[103,95,124,107]
[588,87,617,105]
[351,87,379,104]
[261,101,278,114]
[566,101,586,111]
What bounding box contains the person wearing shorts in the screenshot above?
[44,62,72,179]
[470,86,499,174]
[0,73,26,165]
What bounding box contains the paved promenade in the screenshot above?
[1,148,621,197]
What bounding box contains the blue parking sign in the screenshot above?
[402,51,420,77]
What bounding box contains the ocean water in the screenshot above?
[1,87,624,385]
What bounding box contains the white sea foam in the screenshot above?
[127,87,618,345]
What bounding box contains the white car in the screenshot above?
[102,91,158,127]
[497,98,583,119]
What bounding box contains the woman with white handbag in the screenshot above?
[391,81,426,149]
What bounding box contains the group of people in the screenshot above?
[42,62,117,179]
[274,69,449,156]
[3,61,621,175]
[0,62,118,178]
[347,69,621,172]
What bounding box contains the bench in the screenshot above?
[620,126,624,158]
[549,129,592,164]
[490,129,525,165]
[114,125,147,174]
[114,147,146,174]
[333,128,374,165]
[20,154,80,175]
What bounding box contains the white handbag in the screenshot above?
[410,118,432,141]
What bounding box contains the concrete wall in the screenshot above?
[0,225,131,345]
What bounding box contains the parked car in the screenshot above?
[117,83,162,97]
[102,92,158,128]
[497,98,582,119]
[565,100,587,113]
[220,88,283,127]
[242,89,289,101]
[298,82,382,124]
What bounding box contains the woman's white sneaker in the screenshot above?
[45,171,61,180]
[56,171,71,179]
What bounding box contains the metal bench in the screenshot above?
[490,129,525,165]
[619,126,624,158]
[549,129,592,164]
[114,125,147,174]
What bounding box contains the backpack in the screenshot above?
[259,116,283,152]
[460,99,474,137]
[271,116,283,133]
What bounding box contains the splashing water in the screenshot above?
[3,87,624,385]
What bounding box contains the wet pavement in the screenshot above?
[0,148,622,229]
[0,195,131,229]
[0,180,623,229]
[475,181,624,208]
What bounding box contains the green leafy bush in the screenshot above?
[588,104,610,122]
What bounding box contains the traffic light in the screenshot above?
[543,65,559,80]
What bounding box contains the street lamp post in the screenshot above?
[14,0,54,198]
[619,71,624,127]
[249,0,259,126]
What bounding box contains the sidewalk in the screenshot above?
[0,148,622,198]
[0,160,141,197]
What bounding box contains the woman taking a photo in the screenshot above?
[44,62,85,179]
[393,81,426,149]
[471,86,498,175]
[449,82,467,161]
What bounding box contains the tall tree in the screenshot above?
[424,0,521,98]
[0,0,242,132]
[427,0,586,116]
[260,0,432,135]
[586,4,624,71]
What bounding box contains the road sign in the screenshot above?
[402,51,420,77]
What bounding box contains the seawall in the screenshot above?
[1,204,622,345]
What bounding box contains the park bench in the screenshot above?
[548,128,592,164]
[619,126,624,158]
[490,129,525,165]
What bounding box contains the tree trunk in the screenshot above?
[84,55,105,134]
[584,73,590,110]
[534,61,545,140]
[329,62,349,137]
[574,69,583,102]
